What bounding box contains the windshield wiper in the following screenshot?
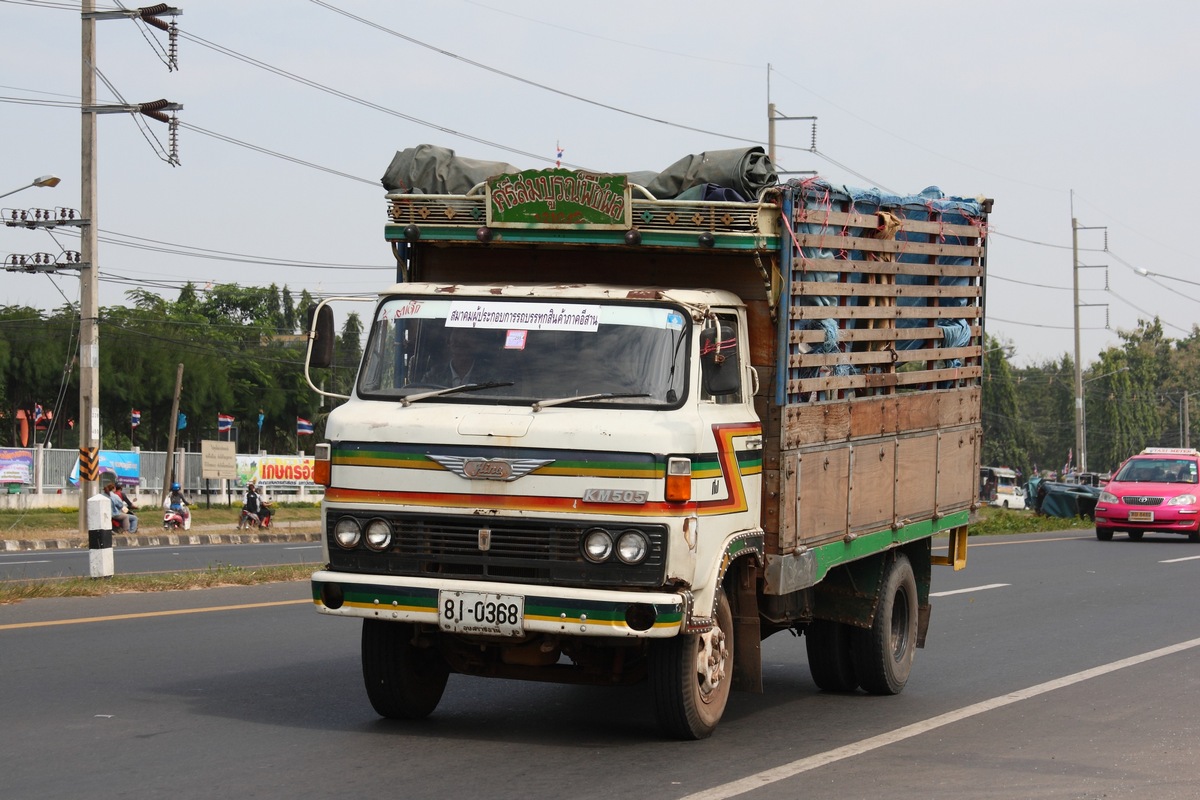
[400,381,514,406]
[532,392,649,412]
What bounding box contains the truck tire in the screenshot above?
[361,619,449,720]
[805,619,858,693]
[650,586,733,740]
[851,554,918,695]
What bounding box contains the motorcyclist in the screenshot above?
[239,482,272,529]
[164,482,190,529]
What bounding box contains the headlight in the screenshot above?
[1098,491,1118,503]
[333,517,361,549]
[615,529,649,564]
[1167,494,1197,506]
[582,528,613,563]
[364,518,393,550]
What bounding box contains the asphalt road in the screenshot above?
[4,530,1200,799]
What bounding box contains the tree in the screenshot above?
[981,335,1033,474]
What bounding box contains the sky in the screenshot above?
[2,0,1198,369]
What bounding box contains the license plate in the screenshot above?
[1128,510,1154,522]
[438,590,524,637]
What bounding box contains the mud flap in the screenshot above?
[916,603,931,648]
[731,560,763,693]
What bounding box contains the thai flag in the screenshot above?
[218,413,234,433]
[296,417,314,436]
[33,403,44,423]
[131,409,141,428]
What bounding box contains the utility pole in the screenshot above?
[766,64,817,177]
[1070,199,1108,475]
[79,1,100,536]
[77,2,183,538]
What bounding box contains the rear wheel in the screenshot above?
[361,619,449,720]
[851,554,918,695]
[805,619,858,693]
[651,586,733,740]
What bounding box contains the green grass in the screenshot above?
[0,563,318,604]
[970,506,1094,536]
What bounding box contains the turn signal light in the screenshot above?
[665,457,692,503]
[314,443,331,487]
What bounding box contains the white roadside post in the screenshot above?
[87,492,113,578]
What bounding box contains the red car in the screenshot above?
[1094,448,1200,542]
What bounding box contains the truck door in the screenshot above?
[694,311,762,525]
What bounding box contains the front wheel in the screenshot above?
[851,554,918,695]
[361,619,449,720]
[1096,528,1114,541]
[650,586,733,740]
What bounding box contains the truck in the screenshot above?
[305,145,989,739]
[980,466,1025,509]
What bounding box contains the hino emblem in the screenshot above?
[427,455,555,482]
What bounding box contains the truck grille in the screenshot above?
[326,512,667,588]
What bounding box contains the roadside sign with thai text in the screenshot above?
[201,440,238,479]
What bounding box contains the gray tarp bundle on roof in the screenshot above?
[380,144,778,201]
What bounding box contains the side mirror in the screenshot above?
[699,321,742,397]
[307,304,336,368]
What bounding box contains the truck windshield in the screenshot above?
[358,297,689,407]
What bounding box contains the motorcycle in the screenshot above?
[163,503,191,531]
[237,505,272,530]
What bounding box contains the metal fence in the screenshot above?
[27,448,315,497]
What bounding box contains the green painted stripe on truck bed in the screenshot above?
[808,509,970,581]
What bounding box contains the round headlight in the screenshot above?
[582,528,613,563]
[615,529,649,564]
[364,519,393,551]
[333,518,361,549]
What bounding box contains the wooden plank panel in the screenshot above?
[797,446,851,543]
[778,453,798,552]
[794,282,981,300]
[850,439,895,531]
[784,402,851,446]
[793,346,983,369]
[794,325,982,344]
[793,260,982,278]
[896,433,938,520]
[795,233,983,259]
[791,305,982,321]
[936,428,979,513]
[792,208,985,238]
[939,387,982,425]
[790,365,982,394]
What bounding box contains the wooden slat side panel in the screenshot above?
[896,434,938,520]
[936,428,980,513]
[794,325,982,344]
[790,365,982,395]
[797,446,850,543]
[849,439,896,532]
[794,233,982,260]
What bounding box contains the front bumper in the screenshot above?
[1094,507,1200,533]
[311,570,686,639]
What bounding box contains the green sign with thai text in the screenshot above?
[486,168,631,230]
